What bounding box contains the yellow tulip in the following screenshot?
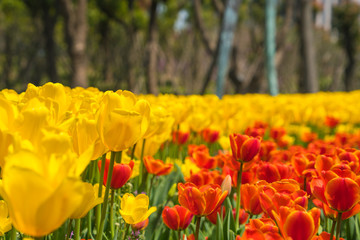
[0,200,12,235]
[0,131,14,168]
[119,193,156,225]
[142,105,174,139]
[16,97,49,144]
[0,150,89,237]
[38,82,71,122]
[0,95,17,131]
[70,183,103,219]
[97,91,150,152]
[68,113,107,160]
[135,136,163,158]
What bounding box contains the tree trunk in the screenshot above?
[298,0,318,93]
[344,39,356,91]
[42,4,58,83]
[59,0,88,88]
[99,19,114,86]
[193,0,214,55]
[2,30,13,89]
[146,0,159,94]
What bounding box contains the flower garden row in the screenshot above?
[1,82,360,240]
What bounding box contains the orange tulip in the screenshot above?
[259,180,308,220]
[162,205,193,230]
[205,206,225,225]
[256,162,281,183]
[230,134,261,162]
[188,144,209,158]
[241,218,282,240]
[325,177,360,212]
[301,131,318,143]
[143,156,173,176]
[273,206,321,240]
[178,183,228,216]
[241,184,263,215]
[98,158,134,189]
[270,127,286,141]
[186,169,223,187]
[232,208,248,225]
[191,151,216,169]
[259,140,277,161]
[312,232,345,240]
[291,153,313,177]
[314,155,336,173]
[310,169,360,213]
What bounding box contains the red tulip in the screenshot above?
[162,205,193,230]
[98,158,134,189]
[229,134,261,162]
[325,116,340,128]
[131,218,149,231]
[172,130,189,145]
[201,128,220,143]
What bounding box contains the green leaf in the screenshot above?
[216,212,223,240]
[224,197,236,232]
[355,215,360,239]
[229,230,236,240]
[157,226,170,240]
[223,207,231,240]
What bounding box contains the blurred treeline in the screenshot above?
[0,0,359,94]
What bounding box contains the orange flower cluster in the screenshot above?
[164,119,360,239]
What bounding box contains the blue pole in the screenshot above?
[265,0,279,96]
[216,0,242,98]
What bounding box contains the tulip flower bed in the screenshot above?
[1,83,360,240]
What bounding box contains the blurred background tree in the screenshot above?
[0,0,358,94]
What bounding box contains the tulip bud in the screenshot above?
[221,175,232,195]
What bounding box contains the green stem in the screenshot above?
[195,216,201,240]
[336,212,343,240]
[10,227,16,240]
[110,188,115,239]
[90,159,97,184]
[178,230,181,240]
[330,218,337,240]
[96,153,107,231]
[324,216,328,232]
[131,143,137,160]
[66,219,73,240]
[235,161,244,231]
[87,209,94,239]
[148,174,156,199]
[138,139,146,187]
[122,224,130,240]
[96,151,117,240]
[74,219,81,240]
